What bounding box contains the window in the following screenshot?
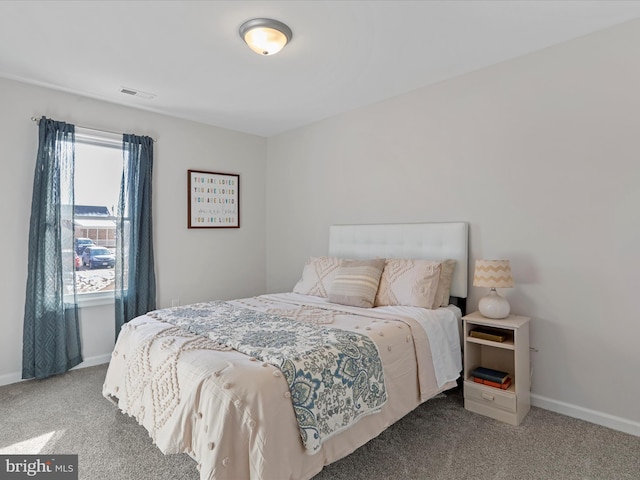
[69,129,123,303]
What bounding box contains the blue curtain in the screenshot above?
[23,117,82,379]
[115,134,156,337]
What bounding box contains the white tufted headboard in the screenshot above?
[329,222,469,301]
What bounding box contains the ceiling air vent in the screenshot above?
[119,87,156,99]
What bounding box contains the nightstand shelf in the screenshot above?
[463,311,530,426]
[466,336,515,350]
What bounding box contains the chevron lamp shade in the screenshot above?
[473,259,513,318]
[473,260,514,288]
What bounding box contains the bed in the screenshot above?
[102,222,468,480]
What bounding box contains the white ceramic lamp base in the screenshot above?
[478,289,510,319]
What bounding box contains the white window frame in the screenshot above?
[68,128,122,308]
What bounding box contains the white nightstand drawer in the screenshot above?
[464,381,516,413]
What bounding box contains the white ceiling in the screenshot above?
[1,1,640,137]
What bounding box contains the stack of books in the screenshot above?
[471,366,512,390]
[469,328,507,342]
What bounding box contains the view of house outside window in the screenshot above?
[71,139,122,294]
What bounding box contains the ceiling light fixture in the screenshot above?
[239,18,292,56]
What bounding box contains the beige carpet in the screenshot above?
[1,364,638,479]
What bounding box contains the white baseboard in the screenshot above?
[532,393,640,438]
[0,371,22,388]
[0,354,111,388]
[71,353,111,370]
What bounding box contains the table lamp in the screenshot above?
[473,259,514,319]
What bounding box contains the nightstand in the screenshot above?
[462,311,531,426]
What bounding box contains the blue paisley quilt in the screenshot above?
[147,301,387,454]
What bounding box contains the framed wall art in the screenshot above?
[188,170,240,228]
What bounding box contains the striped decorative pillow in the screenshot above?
[328,259,385,308]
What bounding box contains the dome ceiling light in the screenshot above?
[239,18,292,56]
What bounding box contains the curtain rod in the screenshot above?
[30,116,156,142]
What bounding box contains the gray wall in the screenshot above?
[0,77,267,384]
[266,20,640,433]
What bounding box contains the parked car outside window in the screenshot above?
[81,246,115,269]
[75,237,95,255]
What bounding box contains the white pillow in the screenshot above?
[292,256,342,298]
[374,259,441,309]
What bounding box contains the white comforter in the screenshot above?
[102,293,461,480]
